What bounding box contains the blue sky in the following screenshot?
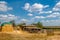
[0,0,60,26]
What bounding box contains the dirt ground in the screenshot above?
[1,31,60,40]
[47,35,60,40]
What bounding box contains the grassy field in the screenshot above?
[1,31,60,40]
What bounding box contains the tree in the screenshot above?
[31,23,36,25]
[36,22,43,28]
[32,22,43,28]
[10,20,16,27]
[18,22,26,26]
[17,22,26,30]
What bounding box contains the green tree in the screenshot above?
[32,22,43,28]
[17,22,26,30]
[18,22,26,26]
[10,20,16,27]
[31,22,43,28]
[36,22,43,28]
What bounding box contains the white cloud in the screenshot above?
[35,16,40,18]
[27,13,33,16]
[8,14,15,17]
[0,14,18,21]
[20,19,29,24]
[35,16,45,18]
[24,3,30,10]
[47,14,56,18]
[21,19,28,22]
[39,11,52,14]
[53,12,60,15]
[47,12,60,18]
[53,1,60,11]
[31,3,44,12]
[44,5,49,8]
[0,1,13,12]
[23,3,49,13]
[46,1,60,18]
[0,1,7,4]
[40,16,45,18]
[41,20,60,26]
[8,7,13,10]
[22,2,60,26]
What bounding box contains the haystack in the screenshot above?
[1,22,14,32]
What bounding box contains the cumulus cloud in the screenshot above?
[0,1,7,4]
[0,14,18,21]
[46,1,60,18]
[31,3,44,12]
[41,20,60,26]
[47,12,60,18]
[35,16,40,18]
[21,19,28,22]
[27,13,33,16]
[23,3,49,13]
[24,3,30,10]
[39,11,52,14]
[47,14,56,18]
[23,2,60,26]
[0,1,13,12]
[35,16,45,19]
[44,5,49,8]
[53,1,60,11]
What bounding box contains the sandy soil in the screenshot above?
[47,35,60,40]
[1,31,60,40]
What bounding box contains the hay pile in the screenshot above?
[2,24,14,32]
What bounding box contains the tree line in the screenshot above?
[0,20,43,29]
